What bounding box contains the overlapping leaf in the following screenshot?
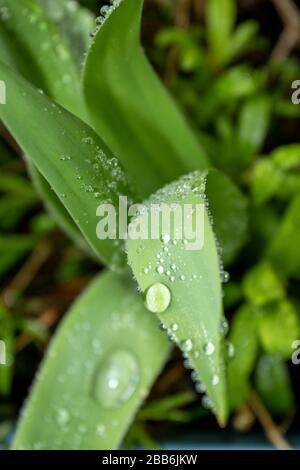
[13,272,170,450]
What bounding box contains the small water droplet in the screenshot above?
[204,342,215,356]
[212,374,219,386]
[92,350,139,409]
[171,323,178,332]
[145,283,171,313]
[181,339,193,352]
[156,265,164,275]
[227,341,235,358]
[56,408,70,427]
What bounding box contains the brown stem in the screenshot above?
[249,390,294,450]
[271,0,300,61]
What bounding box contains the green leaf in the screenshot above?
[12,271,170,450]
[243,262,285,307]
[0,0,90,251]
[0,0,84,117]
[127,172,228,425]
[227,305,259,409]
[268,194,300,278]
[237,95,271,167]
[258,300,300,359]
[255,355,295,416]
[0,60,134,270]
[83,0,208,199]
[271,143,300,171]
[230,21,260,61]
[36,0,94,68]
[205,169,248,266]
[251,159,283,205]
[206,0,236,67]
[0,303,15,396]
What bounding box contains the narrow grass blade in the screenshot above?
[83,0,208,198]
[12,271,170,450]
[127,172,228,425]
[0,61,134,270]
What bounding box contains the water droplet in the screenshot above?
[181,339,193,352]
[161,234,170,244]
[221,271,230,283]
[171,323,178,332]
[92,350,139,409]
[212,374,219,386]
[56,408,70,427]
[204,342,215,356]
[227,341,235,358]
[156,265,164,275]
[202,395,212,409]
[220,318,229,337]
[180,275,185,281]
[145,283,171,313]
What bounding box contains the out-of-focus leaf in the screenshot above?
[237,96,272,167]
[258,300,300,359]
[243,262,285,307]
[223,282,243,309]
[83,0,208,199]
[268,195,300,278]
[271,144,300,171]
[206,0,236,67]
[36,0,94,68]
[205,169,248,266]
[0,61,135,270]
[227,305,259,409]
[0,235,35,278]
[251,159,283,205]
[255,354,295,416]
[230,21,260,60]
[128,172,228,426]
[13,272,170,450]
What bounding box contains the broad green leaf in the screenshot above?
[206,0,236,67]
[237,95,271,167]
[254,354,295,417]
[205,169,248,266]
[227,305,259,409]
[243,262,285,307]
[25,158,93,256]
[0,0,84,117]
[0,0,90,251]
[83,0,208,198]
[36,0,94,68]
[127,172,228,425]
[258,300,300,359]
[268,194,300,278]
[0,61,135,270]
[12,271,170,450]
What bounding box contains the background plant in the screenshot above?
[0,0,299,450]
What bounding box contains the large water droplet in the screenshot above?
[145,283,171,313]
[92,350,139,409]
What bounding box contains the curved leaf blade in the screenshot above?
[13,271,170,450]
[0,0,90,250]
[0,61,134,269]
[83,0,208,198]
[127,172,228,425]
[36,0,94,69]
